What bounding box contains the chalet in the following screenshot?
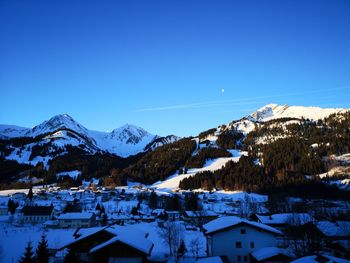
[21,204,54,224]
[60,225,153,263]
[203,216,283,263]
[58,212,96,228]
[89,233,153,263]
[315,221,350,241]
[250,247,295,262]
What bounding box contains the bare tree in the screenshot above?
[238,193,257,218]
[158,221,184,262]
[189,237,202,259]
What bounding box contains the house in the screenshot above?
[203,216,283,263]
[58,212,96,228]
[183,210,218,226]
[166,211,181,221]
[250,247,295,262]
[252,213,314,230]
[315,221,350,241]
[60,225,153,263]
[89,232,153,263]
[21,204,54,224]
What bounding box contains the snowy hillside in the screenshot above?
[249,104,347,122]
[0,124,30,139]
[151,150,247,191]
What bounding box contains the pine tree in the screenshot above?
[101,213,108,226]
[149,191,158,209]
[36,234,49,263]
[27,185,33,201]
[19,242,35,263]
[131,206,138,216]
[7,199,18,215]
[64,248,79,263]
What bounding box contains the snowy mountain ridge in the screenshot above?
[248,104,347,122]
[0,114,177,158]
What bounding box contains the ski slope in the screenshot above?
[151,150,247,191]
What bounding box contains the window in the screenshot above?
[237,256,242,262]
[244,256,248,262]
[240,229,246,234]
[236,242,242,248]
[250,242,254,249]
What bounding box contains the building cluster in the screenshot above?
[0,186,349,263]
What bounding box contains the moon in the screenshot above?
[221,88,225,93]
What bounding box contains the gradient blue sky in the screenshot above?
[1,0,350,136]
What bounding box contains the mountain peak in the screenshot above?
[109,124,154,145]
[31,114,88,136]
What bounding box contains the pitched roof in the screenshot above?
[251,247,295,261]
[316,221,350,237]
[256,213,314,225]
[203,216,283,235]
[290,254,350,263]
[21,205,53,216]
[89,227,153,255]
[58,212,94,220]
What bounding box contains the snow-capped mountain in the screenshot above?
[248,104,347,122]
[30,114,89,137]
[0,114,178,162]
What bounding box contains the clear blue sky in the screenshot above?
[1,0,349,136]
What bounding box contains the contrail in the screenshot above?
[134,86,350,112]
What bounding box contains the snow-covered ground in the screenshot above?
[151,150,247,191]
[0,223,76,263]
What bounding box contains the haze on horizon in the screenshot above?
[1,0,350,136]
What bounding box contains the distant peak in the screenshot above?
[249,103,347,122]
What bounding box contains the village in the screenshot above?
[0,182,349,263]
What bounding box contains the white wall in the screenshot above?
[208,224,279,263]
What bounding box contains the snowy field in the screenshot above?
[0,222,76,263]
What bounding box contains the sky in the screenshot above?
[0,0,350,136]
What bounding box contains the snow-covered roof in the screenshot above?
[256,213,314,225]
[57,212,95,220]
[316,221,350,237]
[74,226,105,238]
[203,216,283,235]
[196,257,223,263]
[89,230,153,255]
[290,254,350,263]
[251,247,295,261]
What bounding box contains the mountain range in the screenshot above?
[0,114,179,160]
[0,103,347,166]
[0,103,349,193]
